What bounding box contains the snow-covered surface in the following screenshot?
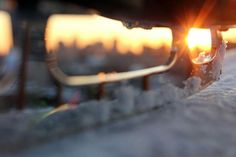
[2,49,236,157]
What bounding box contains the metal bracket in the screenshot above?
[46,47,177,101]
[46,50,177,86]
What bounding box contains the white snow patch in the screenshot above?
[15,49,236,157]
[2,47,233,156]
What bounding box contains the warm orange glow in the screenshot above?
[187,28,211,52]
[45,14,172,55]
[187,28,213,64]
[98,72,106,82]
[221,28,236,43]
[97,71,118,82]
[0,11,13,56]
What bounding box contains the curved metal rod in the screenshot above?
[0,49,20,95]
[46,50,177,86]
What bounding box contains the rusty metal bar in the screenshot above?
[17,22,30,110]
[97,83,105,100]
[54,80,64,107]
[142,75,150,91]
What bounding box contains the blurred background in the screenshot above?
[0,0,236,110]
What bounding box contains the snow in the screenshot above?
[2,49,236,157]
[208,41,226,80]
